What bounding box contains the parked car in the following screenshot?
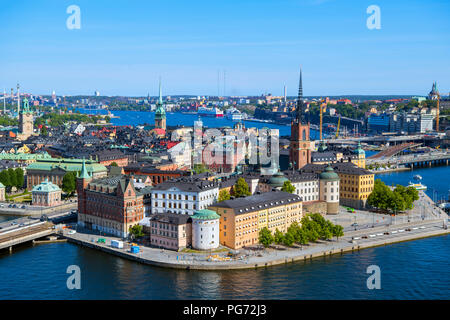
[19,223,25,227]
[351,223,358,227]
[21,205,26,209]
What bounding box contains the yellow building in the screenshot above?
[209,191,303,250]
[300,162,374,209]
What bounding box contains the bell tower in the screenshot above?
[290,68,311,170]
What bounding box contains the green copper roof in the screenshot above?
[319,165,339,181]
[268,169,289,188]
[192,209,220,220]
[0,182,5,188]
[79,158,91,179]
[0,152,52,161]
[155,79,166,119]
[26,158,106,174]
[32,179,61,192]
[22,98,32,114]
[353,141,365,156]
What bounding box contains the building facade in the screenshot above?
[150,177,219,215]
[31,179,62,207]
[191,209,220,250]
[210,191,303,250]
[77,161,145,238]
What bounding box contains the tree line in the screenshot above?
[0,168,25,190]
[367,179,419,213]
[258,213,344,248]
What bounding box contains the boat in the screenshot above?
[413,174,422,181]
[408,182,427,191]
[197,106,224,117]
[225,107,246,121]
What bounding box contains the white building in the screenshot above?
[191,209,220,250]
[150,178,219,215]
[319,165,340,214]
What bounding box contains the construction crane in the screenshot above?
[335,115,341,139]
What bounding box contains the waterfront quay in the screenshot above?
[63,219,449,271]
[63,191,449,271]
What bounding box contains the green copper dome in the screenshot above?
[192,209,220,220]
[319,165,339,181]
[353,141,365,156]
[32,179,61,192]
[268,169,289,188]
[317,140,328,152]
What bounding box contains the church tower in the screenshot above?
[19,97,33,140]
[154,80,166,132]
[290,68,311,170]
[77,158,92,229]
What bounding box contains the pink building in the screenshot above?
[32,179,62,207]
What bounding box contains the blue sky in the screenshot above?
[0,0,449,97]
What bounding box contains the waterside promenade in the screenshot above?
[63,215,449,271]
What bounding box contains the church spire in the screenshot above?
[79,158,91,179]
[296,68,305,124]
[158,77,163,105]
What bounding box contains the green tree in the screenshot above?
[232,177,251,197]
[258,227,274,248]
[7,168,17,188]
[0,170,10,188]
[62,172,76,195]
[218,189,231,202]
[129,225,145,239]
[14,168,24,189]
[110,162,118,167]
[193,164,209,174]
[40,125,48,136]
[281,180,296,193]
[332,224,344,241]
[274,228,284,244]
[282,230,295,246]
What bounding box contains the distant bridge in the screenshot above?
[368,142,422,159]
[367,152,450,168]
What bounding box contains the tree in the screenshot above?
[14,168,24,189]
[274,229,284,244]
[193,164,209,174]
[62,172,76,195]
[332,225,344,241]
[218,189,231,202]
[129,225,145,239]
[40,125,48,136]
[258,227,274,248]
[7,168,17,188]
[232,178,251,198]
[281,180,296,194]
[282,231,295,246]
[0,170,10,188]
[110,162,118,167]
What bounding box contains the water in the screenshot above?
[376,165,449,202]
[0,235,448,299]
[77,109,320,139]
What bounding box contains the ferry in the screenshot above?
[197,106,224,117]
[225,107,246,121]
[408,182,427,191]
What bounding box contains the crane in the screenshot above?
[335,115,341,139]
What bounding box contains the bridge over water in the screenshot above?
[367,152,450,168]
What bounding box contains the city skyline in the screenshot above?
[0,0,449,96]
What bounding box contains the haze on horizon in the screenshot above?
[0,0,449,97]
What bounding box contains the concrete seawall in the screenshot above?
[64,225,450,271]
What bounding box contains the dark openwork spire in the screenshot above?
[296,68,305,124]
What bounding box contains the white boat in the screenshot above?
[413,174,422,181]
[408,182,427,191]
[225,107,246,121]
